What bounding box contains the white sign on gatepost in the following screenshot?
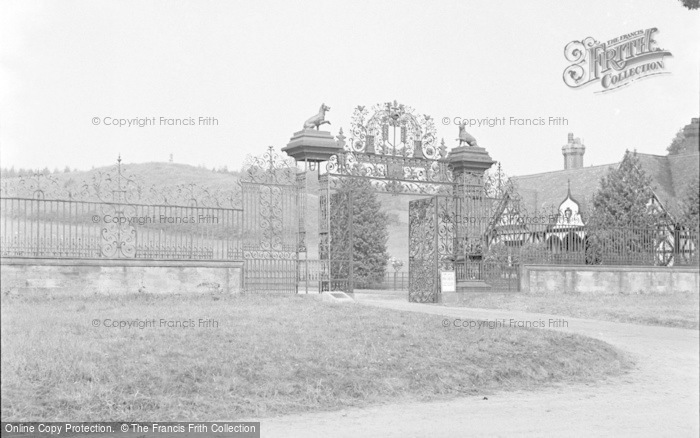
[440,270,456,293]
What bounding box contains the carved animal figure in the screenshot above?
[303,104,331,130]
[457,121,478,146]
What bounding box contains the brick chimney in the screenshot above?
[562,133,585,170]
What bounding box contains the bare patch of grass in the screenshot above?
[354,289,407,301]
[452,291,699,329]
[1,293,632,420]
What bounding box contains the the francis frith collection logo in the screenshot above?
[563,27,672,93]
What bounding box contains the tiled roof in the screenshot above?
[635,151,700,217]
[511,163,618,215]
[511,150,700,220]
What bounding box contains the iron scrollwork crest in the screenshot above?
[347,100,441,160]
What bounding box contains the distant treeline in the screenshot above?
[0,164,242,179]
[0,166,75,178]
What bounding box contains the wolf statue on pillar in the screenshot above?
[303,104,331,130]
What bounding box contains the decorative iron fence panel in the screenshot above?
[496,225,699,267]
[455,261,519,292]
[240,147,300,294]
[318,190,353,293]
[1,158,245,261]
[1,197,242,260]
[674,228,700,266]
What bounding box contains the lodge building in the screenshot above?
[487,118,700,266]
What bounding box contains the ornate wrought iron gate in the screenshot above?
[241,147,299,293]
[409,198,437,302]
[319,187,353,292]
[314,101,457,296]
[408,196,455,302]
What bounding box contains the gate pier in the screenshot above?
[448,145,496,298]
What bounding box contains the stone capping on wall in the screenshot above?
[0,257,244,269]
[520,264,700,274]
[520,264,700,295]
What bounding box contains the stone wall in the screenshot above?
[520,264,699,294]
[0,258,243,297]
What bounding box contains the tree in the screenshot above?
[679,0,699,10]
[588,151,662,264]
[332,180,390,288]
[678,177,700,231]
[590,151,661,227]
[0,167,16,178]
[388,257,404,272]
[352,185,389,288]
[667,129,687,154]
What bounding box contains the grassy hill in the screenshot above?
[9,161,241,193]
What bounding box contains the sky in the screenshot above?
[1,0,698,177]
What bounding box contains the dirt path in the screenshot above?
[254,295,699,437]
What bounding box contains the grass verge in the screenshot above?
[446,291,699,329]
[1,293,632,420]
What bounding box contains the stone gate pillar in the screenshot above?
[282,129,344,292]
[447,145,495,296]
[448,145,495,178]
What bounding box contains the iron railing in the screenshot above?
[454,261,519,291]
[0,197,243,260]
[489,225,699,267]
[362,272,408,290]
